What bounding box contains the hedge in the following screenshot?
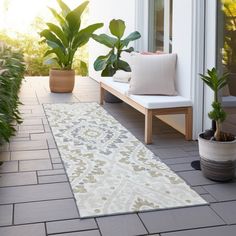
[0,43,25,144]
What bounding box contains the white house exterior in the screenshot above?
[89,0,236,140]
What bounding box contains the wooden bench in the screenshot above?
[99,77,193,144]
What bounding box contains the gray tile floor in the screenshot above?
[0,77,235,236]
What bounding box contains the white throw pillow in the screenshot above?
[128,53,178,95]
[113,70,131,83]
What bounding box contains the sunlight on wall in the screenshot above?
[0,0,85,36]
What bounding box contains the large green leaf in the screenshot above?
[117,59,131,71]
[101,65,116,76]
[57,0,71,17]
[92,34,117,48]
[46,23,69,47]
[121,31,141,47]
[40,29,64,51]
[109,19,125,38]
[72,23,103,49]
[44,48,67,66]
[48,7,68,30]
[66,1,89,34]
[94,51,116,72]
[94,55,109,71]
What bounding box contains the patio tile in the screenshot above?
[0,182,73,204]
[178,171,215,186]
[97,214,147,236]
[0,152,10,161]
[19,159,52,171]
[169,163,194,172]
[163,156,199,165]
[46,218,97,234]
[10,140,48,151]
[151,148,189,159]
[0,172,37,187]
[200,194,217,203]
[211,201,236,224]
[0,161,18,173]
[18,125,44,133]
[49,149,60,158]
[47,139,57,149]
[0,143,9,152]
[51,158,62,164]
[30,133,53,140]
[161,225,236,236]
[0,223,46,236]
[38,174,67,184]
[203,182,236,201]
[37,169,65,176]
[0,205,13,226]
[139,206,225,234]
[50,230,100,236]
[53,163,64,169]
[11,150,50,161]
[191,186,208,195]
[21,118,43,126]
[14,198,78,224]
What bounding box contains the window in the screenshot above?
[148,0,173,52]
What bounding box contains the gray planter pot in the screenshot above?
[198,133,236,182]
[104,91,123,103]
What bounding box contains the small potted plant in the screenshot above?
[92,19,141,102]
[39,0,103,93]
[198,68,236,181]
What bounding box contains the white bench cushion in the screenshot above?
[101,77,192,109]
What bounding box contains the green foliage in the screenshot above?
[199,68,228,102]
[208,101,227,123]
[39,0,103,70]
[199,68,229,141]
[0,43,25,144]
[0,31,50,76]
[92,19,141,76]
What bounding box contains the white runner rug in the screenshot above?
[44,103,206,218]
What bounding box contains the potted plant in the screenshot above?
[39,0,103,93]
[198,68,236,181]
[92,19,141,102]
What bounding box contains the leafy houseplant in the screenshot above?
[92,19,141,103]
[93,19,141,76]
[39,0,103,93]
[198,68,236,181]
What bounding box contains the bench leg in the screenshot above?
[145,109,153,144]
[100,85,105,105]
[185,107,193,140]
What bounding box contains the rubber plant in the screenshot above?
[199,68,233,141]
[92,19,141,76]
[39,0,103,70]
[0,43,25,146]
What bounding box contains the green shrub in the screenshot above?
[0,43,25,144]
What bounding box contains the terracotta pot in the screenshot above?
[198,133,236,182]
[49,69,75,93]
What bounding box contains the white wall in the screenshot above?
[88,0,136,81]
[157,0,193,136]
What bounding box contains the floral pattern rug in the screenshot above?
[44,103,206,218]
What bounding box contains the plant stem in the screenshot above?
[214,120,221,141]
